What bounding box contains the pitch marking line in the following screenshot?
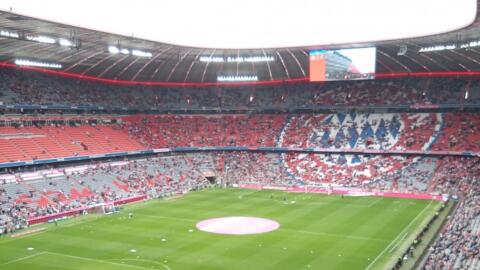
[366,197,383,207]
[388,231,409,253]
[0,252,46,266]
[2,251,170,270]
[364,200,433,270]
[43,251,153,270]
[109,258,171,270]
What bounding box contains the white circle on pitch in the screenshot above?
[196,217,280,235]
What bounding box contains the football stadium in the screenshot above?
[0,1,479,269]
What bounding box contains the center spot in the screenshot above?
[196,216,280,235]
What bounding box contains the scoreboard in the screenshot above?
[309,47,376,82]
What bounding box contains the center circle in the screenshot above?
[196,216,280,235]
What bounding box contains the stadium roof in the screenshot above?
[0,1,479,84]
[0,0,475,49]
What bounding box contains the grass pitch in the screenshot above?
[0,188,441,270]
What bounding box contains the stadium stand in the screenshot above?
[0,111,479,165]
[423,157,480,270]
[0,124,144,163]
[0,68,479,270]
[431,113,480,152]
[1,68,479,109]
[123,114,285,148]
[280,113,440,150]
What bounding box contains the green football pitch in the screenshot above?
[0,188,441,270]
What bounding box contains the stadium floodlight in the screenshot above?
[14,59,62,69]
[108,46,120,54]
[200,56,274,63]
[25,35,56,44]
[199,56,224,63]
[419,44,456,52]
[419,39,480,52]
[109,46,151,58]
[131,49,152,58]
[460,40,480,49]
[59,39,73,47]
[0,30,19,38]
[217,75,258,82]
[226,56,275,63]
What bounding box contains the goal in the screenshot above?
[86,202,118,215]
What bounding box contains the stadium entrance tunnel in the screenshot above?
[196,216,280,235]
[206,176,216,184]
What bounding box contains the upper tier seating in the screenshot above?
[1,68,479,109]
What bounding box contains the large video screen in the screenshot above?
[309,47,376,81]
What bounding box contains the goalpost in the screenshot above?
[86,202,118,215]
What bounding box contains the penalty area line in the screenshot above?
[43,251,153,270]
[108,258,171,270]
[0,252,47,266]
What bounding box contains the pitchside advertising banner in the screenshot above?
[309,47,376,82]
[238,184,445,201]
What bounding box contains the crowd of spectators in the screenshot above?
[123,114,285,148]
[431,113,480,152]
[1,68,479,109]
[2,111,480,166]
[214,152,297,186]
[424,191,479,270]
[422,157,479,270]
[122,112,480,153]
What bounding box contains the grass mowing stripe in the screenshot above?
[229,193,381,208]
[236,189,263,197]
[280,228,390,242]
[135,213,197,222]
[364,200,434,270]
[0,189,438,270]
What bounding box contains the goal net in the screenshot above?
[86,202,118,215]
